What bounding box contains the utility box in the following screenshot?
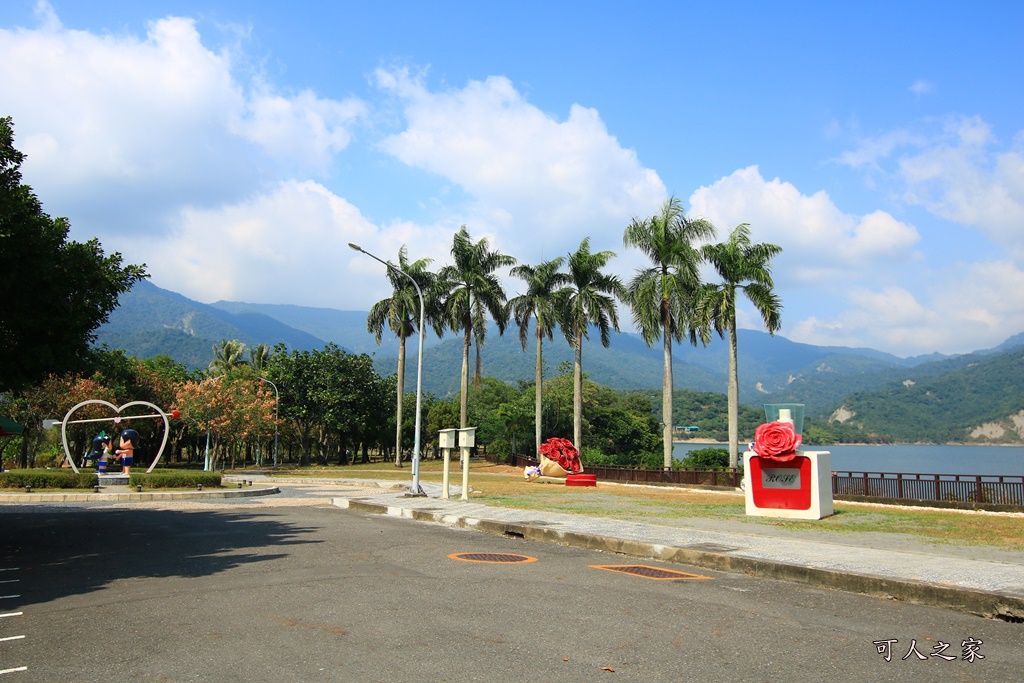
[438,429,457,450]
[458,427,476,448]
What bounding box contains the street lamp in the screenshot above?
[258,377,280,469]
[348,242,426,497]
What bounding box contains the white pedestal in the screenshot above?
[744,450,834,520]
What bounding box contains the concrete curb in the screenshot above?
[0,485,280,503]
[336,497,1024,622]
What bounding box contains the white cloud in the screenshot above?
[0,8,365,235]
[688,166,920,284]
[834,129,923,170]
[232,87,366,170]
[374,68,666,258]
[836,116,1024,260]
[786,260,1024,356]
[143,180,456,308]
[685,165,1024,356]
[909,79,935,96]
[899,119,1024,257]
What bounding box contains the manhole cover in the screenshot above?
[686,543,739,553]
[448,552,538,564]
[590,564,711,580]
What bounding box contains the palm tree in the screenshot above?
[623,196,716,469]
[249,344,272,374]
[366,246,436,467]
[696,223,783,468]
[556,238,624,451]
[437,226,516,427]
[208,339,248,376]
[509,257,569,455]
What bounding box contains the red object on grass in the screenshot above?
[565,473,597,487]
[170,409,181,419]
[538,437,582,473]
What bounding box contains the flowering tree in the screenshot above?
[7,373,117,467]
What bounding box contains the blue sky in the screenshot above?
[2,1,1023,357]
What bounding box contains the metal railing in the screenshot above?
[503,454,1024,508]
[831,471,1024,507]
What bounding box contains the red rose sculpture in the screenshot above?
[538,437,582,474]
[752,421,802,462]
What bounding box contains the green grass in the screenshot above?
[238,461,1024,551]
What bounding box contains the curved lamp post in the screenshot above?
[348,242,426,497]
[257,376,279,469]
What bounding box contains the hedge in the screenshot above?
[0,470,98,489]
[128,471,222,489]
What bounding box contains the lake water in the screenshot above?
[673,442,1024,477]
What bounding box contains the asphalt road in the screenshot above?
[2,499,1022,682]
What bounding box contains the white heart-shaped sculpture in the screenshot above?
[61,400,171,475]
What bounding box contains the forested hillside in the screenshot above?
[94,281,325,368]
[830,350,1024,443]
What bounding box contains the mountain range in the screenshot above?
[93,280,1024,441]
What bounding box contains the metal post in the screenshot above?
[349,243,426,496]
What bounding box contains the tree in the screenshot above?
[0,116,147,392]
[623,196,716,468]
[509,257,569,455]
[249,344,272,374]
[365,246,436,467]
[696,223,782,467]
[436,226,515,428]
[208,339,248,376]
[7,372,117,467]
[556,238,624,451]
[268,343,390,465]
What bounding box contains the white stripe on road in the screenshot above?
[0,614,22,619]
[0,636,25,642]
[0,667,27,674]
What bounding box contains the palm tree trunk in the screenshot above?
[394,336,406,468]
[573,330,583,451]
[460,325,471,428]
[728,323,740,468]
[662,315,674,470]
[474,341,483,389]
[534,326,543,455]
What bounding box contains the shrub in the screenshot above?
[639,451,665,469]
[129,471,222,489]
[680,447,730,469]
[0,470,98,489]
